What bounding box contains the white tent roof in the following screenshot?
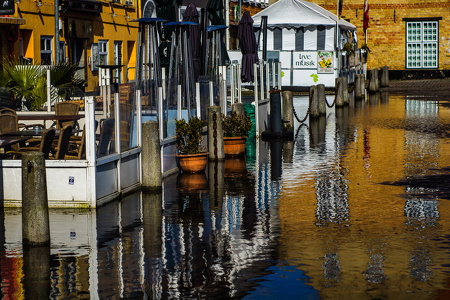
[252,0,356,31]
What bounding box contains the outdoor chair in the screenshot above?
[109,103,133,151]
[0,107,45,132]
[65,123,93,160]
[97,118,114,157]
[4,128,56,159]
[0,114,18,135]
[54,101,80,130]
[0,108,17,115]
[50,125,73,159]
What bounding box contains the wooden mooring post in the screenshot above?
[22,152,50,247]
[142,121,162,191]
[208,106,225,161]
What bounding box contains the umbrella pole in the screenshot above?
[200,8,207,76]
[168,31,177,108]
[136,23,144,89]
[182,27,191,118]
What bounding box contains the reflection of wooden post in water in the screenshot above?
[142,192,162,258]
[283,141,294,163]
[208,161,224,211]
[270,141,283,180]
[369,92,380,105]
[23,246,50,299]
[22,152,50,247]
[309,116,326,149]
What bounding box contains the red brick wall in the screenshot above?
[290,0,450,71]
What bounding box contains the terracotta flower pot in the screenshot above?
[223,137,247,156]
[179,172,208,190]
[176,152,209,173]
[224,157,247,174]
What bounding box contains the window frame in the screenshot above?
[404,19,439,69]
[98,39,108,66]
[40,35,53,65]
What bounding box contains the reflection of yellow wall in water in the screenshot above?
[278,96,450,299]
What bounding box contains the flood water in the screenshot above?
[2,90,450,299]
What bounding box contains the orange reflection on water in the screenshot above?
[278,95,450,298]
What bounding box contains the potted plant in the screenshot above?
[175,116,208,173]
[222,111,252,156]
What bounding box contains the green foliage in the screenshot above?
[0,59,85,110]
[310,73,319,83]
[175,116,205,154]
[222,111,252,137]
[342,42,355,56]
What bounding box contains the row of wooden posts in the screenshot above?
[308,67,390,118]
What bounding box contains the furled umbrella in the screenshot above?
[182,3,201,82]
[238,11,259,82]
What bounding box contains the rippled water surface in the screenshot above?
[2,91,450,299]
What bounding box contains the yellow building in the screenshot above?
[1,0,139,92]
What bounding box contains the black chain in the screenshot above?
[325,80,339,108]
[292,83,339,124]
[292,88,313,123]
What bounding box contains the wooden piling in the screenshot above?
[142,121,162,191]
[368,68,379,93]
[282,91,294,130]
[22,152,50,247]
[309,85,319,119]
[355,74,365,100]
[317,84,326,115]
[380,66,389,87]
[208,106,224,161]
[342,76,349,105]
[335,77,345,107]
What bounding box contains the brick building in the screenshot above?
[308,0,450,79]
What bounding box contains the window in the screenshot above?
[114,41,122,83]
[98,40,108,65]
[41,36,53,65]
[406,21,438,69]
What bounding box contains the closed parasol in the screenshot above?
[238,11,259,82]
[182,3,201,81]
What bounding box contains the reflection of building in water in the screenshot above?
[315,166,349,225]
[277,95,450,298]
[404,99,440,225]
[154,154,281,298]
[364,254,386,284]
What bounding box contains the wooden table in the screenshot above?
[1,129,58,137]
[0,136,31,152]
[17,114,83,121]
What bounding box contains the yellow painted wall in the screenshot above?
[11,0,138,92]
